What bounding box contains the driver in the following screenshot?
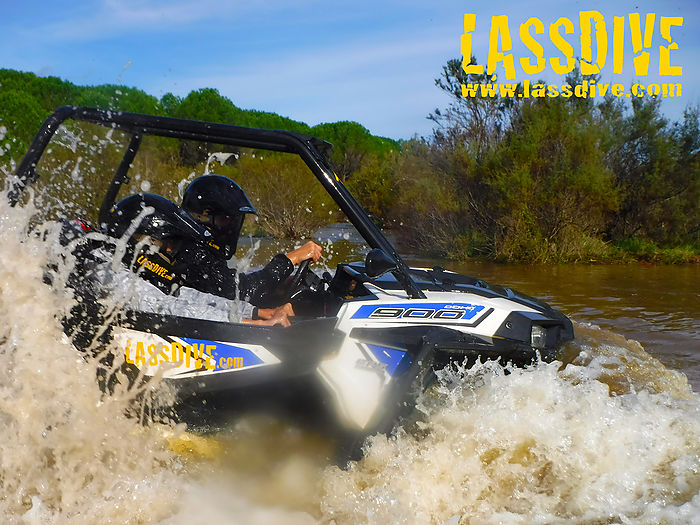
[179,174,323,308]
[104,193,293,326]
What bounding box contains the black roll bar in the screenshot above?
[98,133,141,225]
[12,106,425,299]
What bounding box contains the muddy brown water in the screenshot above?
[2,200,699,522]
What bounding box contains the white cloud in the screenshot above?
[8,0,230,43]
[102,0,218,25]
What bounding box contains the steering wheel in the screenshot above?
[282,258,312,302]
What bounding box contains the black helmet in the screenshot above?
[106,193,211,245]
[181,174,257,258]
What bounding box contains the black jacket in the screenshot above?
[70,232,294,306]
[172,242,293,305]
[61,224,293,350]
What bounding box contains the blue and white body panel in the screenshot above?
[101,277,570,434]
[316,284,543,431]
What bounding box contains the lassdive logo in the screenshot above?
[351,302,486,322]
[125,337,216,369]
[461,12,683,79]
[136,254,174,281]
[460,11,684,100]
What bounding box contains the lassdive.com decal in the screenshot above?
[118,327,278,373]
[351,302,486,321]
[460,12,683,99]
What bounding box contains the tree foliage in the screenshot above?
[221,153,339,239]
[311,121,397,181]
[604,98,700,245]
[1,64,697,262]
[365,59,699,262]
[0,69,395,171]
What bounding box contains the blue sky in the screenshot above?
[1,0,698,139]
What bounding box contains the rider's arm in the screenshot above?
[242,303,294,327]
[239,241,322,305]
[285,241,323,265]
[176,242,293,305]
[237,254,293,305]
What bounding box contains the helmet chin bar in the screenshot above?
[211,231,237,259]
[190,214,242,259]
[212,215,244,259]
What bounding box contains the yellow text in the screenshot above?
[125,339,216,369]
[136,255,174,281]
[461,12,683,80]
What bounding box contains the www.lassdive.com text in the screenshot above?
[462,79,682,99]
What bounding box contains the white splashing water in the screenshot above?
[321,355,700,524]
[204,152,238,174]
[1,184,699,525]
[0,194,184,524]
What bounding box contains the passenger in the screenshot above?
[180,174,323,308]
[104,193,293,327]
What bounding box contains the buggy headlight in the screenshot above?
[530,325,547,349]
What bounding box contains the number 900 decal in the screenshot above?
[351,303,486,322]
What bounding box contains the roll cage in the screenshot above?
[12,105,424,299]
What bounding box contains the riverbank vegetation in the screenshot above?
[1,64,698,263]
[357,59,699,264]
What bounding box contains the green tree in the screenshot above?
[173,88,244,123]
[345,151,396,222]
[483,95,618,261]
[159,92,182,116]
[224,153,338,238]
[429,58,520,163]
[311,121,398,181]
[383,139,465,257]
[666,108,700,244]
[0,89,45,161]
[603,96,698,245]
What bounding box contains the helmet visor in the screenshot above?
[213,214,239,229]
